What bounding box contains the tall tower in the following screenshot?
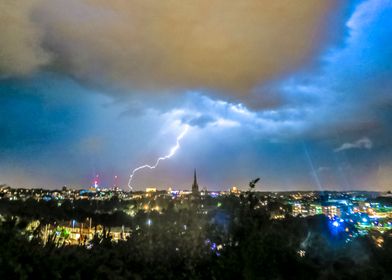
[113,175,119,190]
[93,174,100,189]
[192,169,199,195]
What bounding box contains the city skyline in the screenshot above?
[1,0,392,191]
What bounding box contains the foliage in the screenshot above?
[0,182,392,279]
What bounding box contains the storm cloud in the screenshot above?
[0,0,50,76]
[1,0,338,101]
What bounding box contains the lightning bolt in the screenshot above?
[128,125,189,190]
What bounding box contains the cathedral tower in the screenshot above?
[192,169,199,195]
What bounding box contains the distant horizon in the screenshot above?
[1,183,389,194]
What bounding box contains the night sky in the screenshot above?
[0,0,391,191]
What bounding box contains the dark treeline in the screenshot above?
[0,196,134,226]
[1,185,392,279]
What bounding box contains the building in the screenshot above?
[146,187,157,193]
[192,169,199,196]
[292,203,303,216]
[309,204,323,216]
[230,186,241,195]
[322,205,341,217]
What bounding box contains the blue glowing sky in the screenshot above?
[0,0,391,190]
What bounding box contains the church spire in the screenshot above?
[192,169,199,195]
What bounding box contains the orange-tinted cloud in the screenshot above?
[2,0,338,98]
[0,0,50,76]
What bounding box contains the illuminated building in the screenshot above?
[292,203,302,216]
[41,218,130,245]
[230,186,240,194]
[309,204,323,215]
[146,187,157,193]
[322,205,341,218]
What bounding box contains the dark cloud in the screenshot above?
[0,0,340,104]
[0,0,50,76]
[182,115,216,129]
